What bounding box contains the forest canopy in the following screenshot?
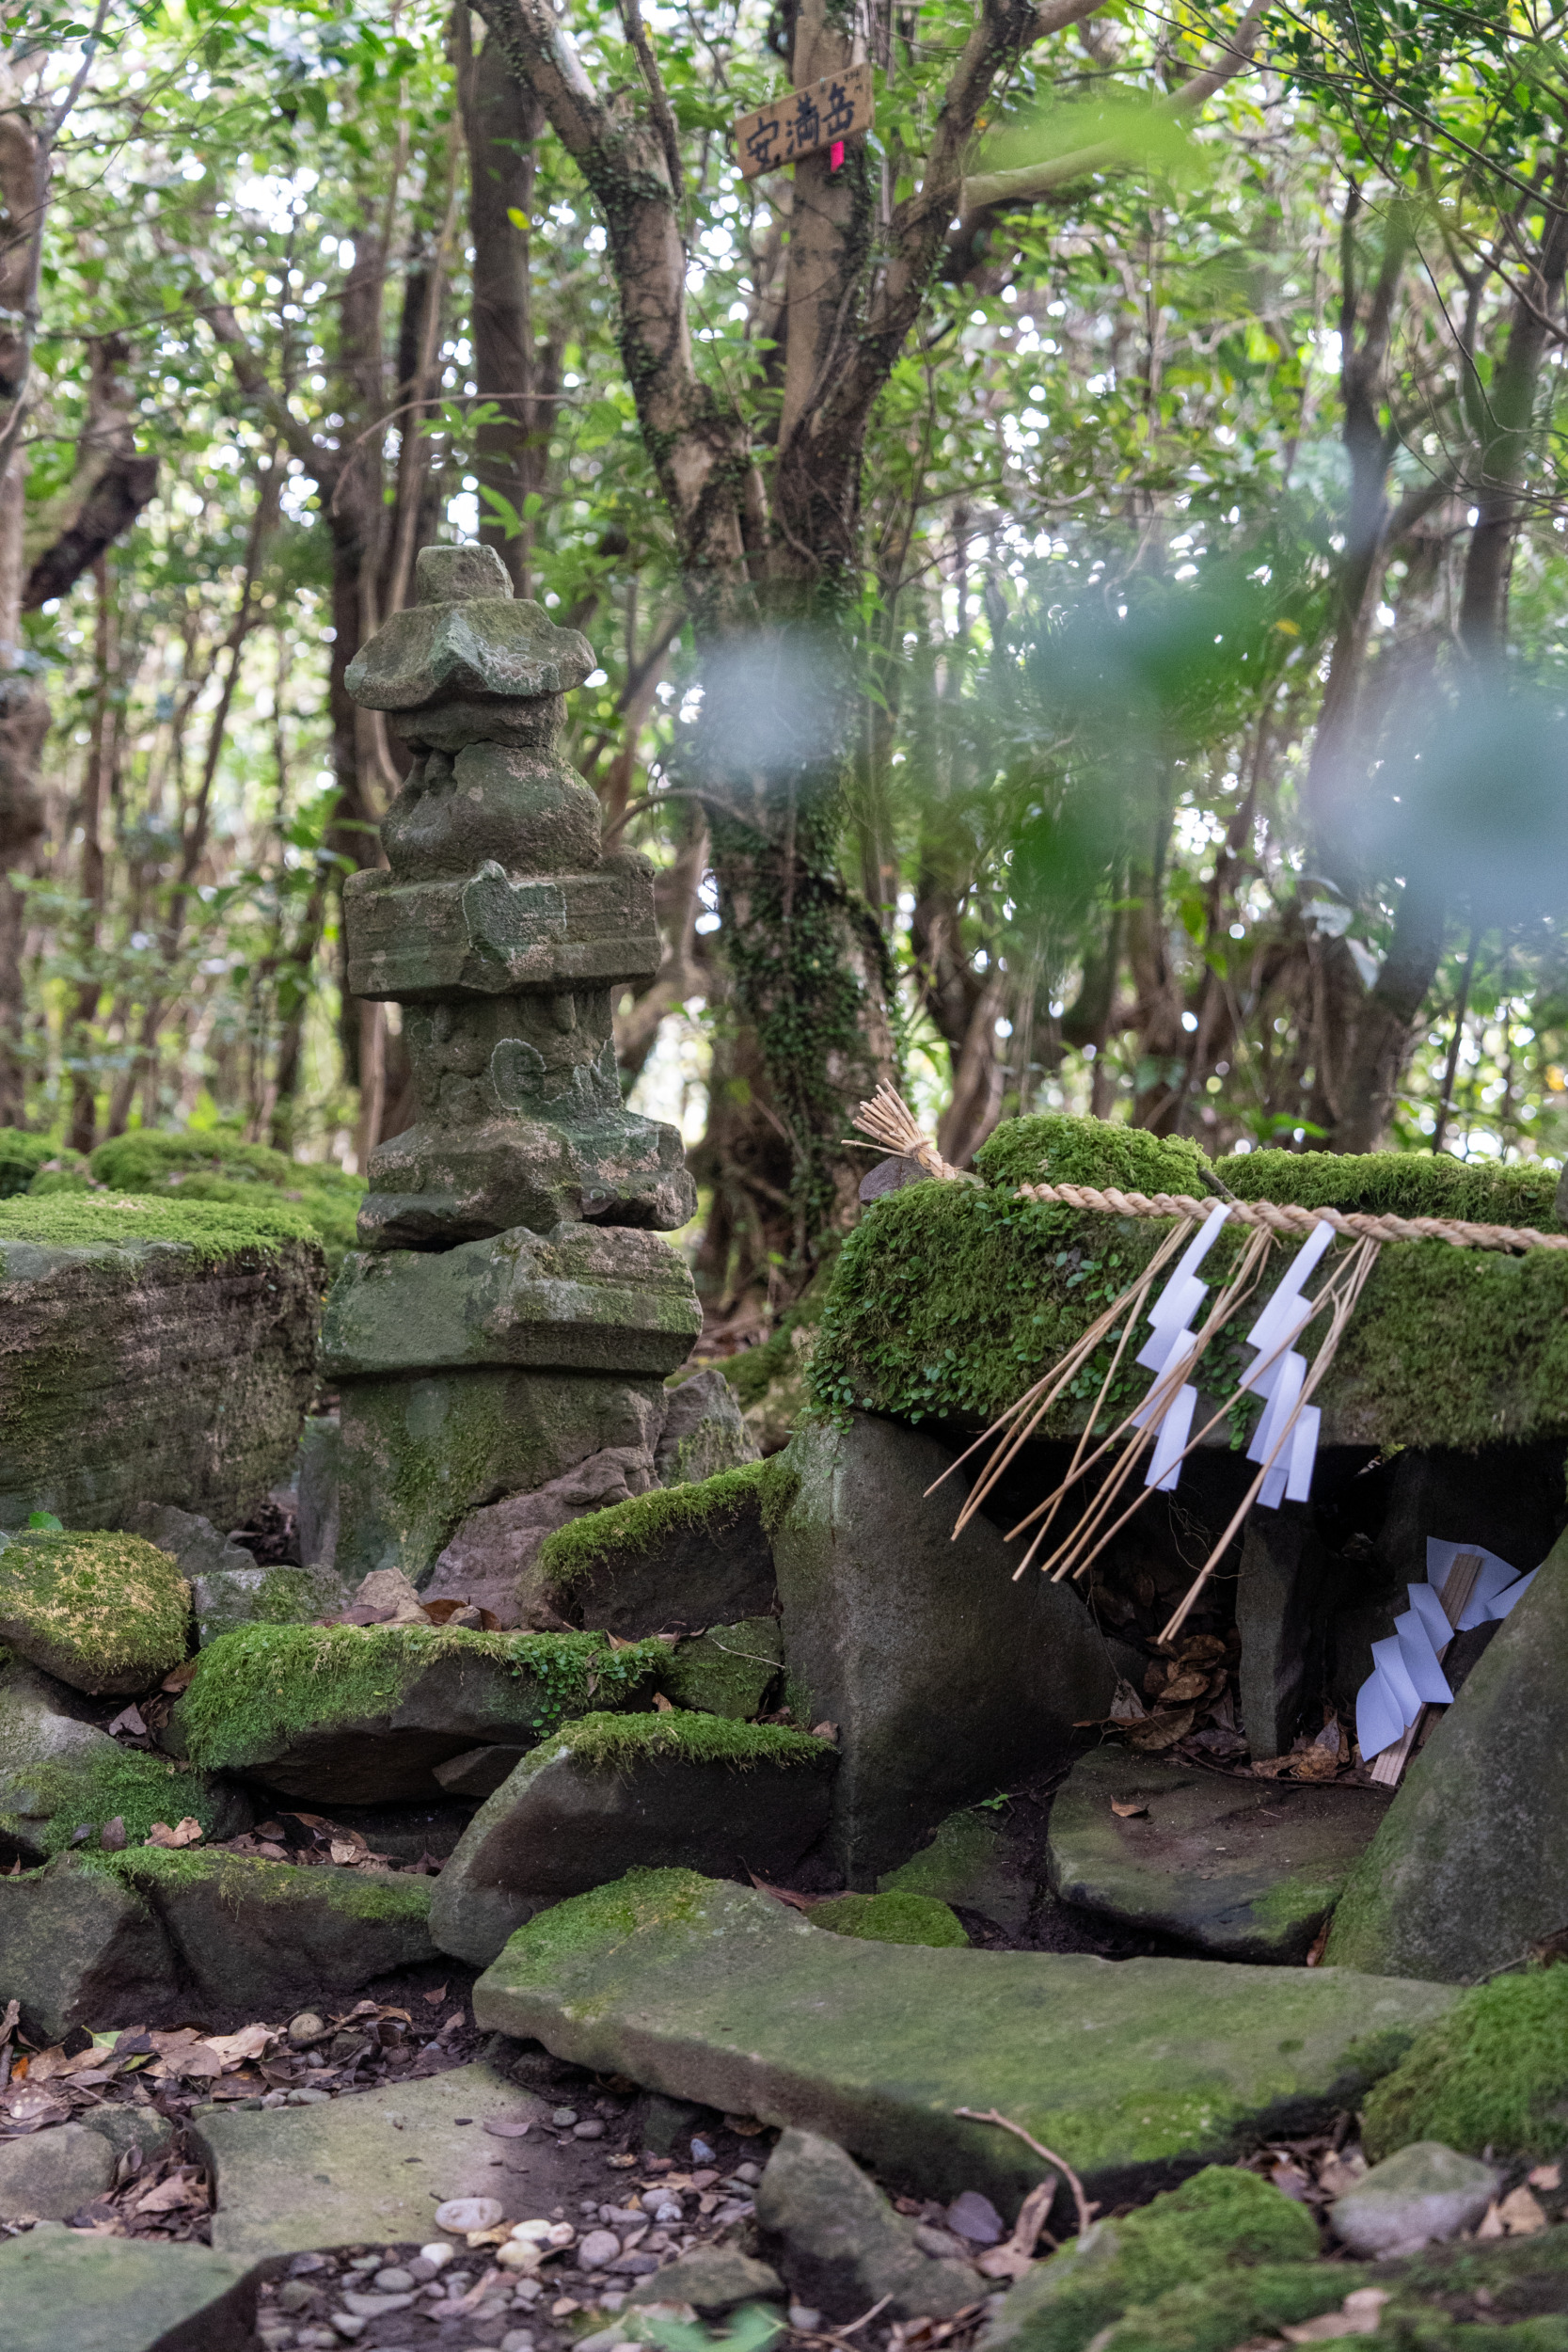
[4,0,1568,1327]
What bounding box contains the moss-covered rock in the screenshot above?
[982,2166,1319,2352]
[0,1200,322,1532]
[125,1504,353,1645]
[473,1868,1455,2204]
[0,1850,175,2041]
[0,2227,263,2352]
[88,1127,365,1272]
[811,1890,968,1947]
[974,1114,1212,1199]
[430,1712,836,1963]
[0,1663,249,1859]
[0,1127,71,1199]
[658,1615,784,1718]
[0,1530,189,1692]
[878,1807,1037,1936]
[812,1116,1568,1450]
[167,1619,673,1802]
[1361,1967,1568,2161]
[535,1457,784,1636]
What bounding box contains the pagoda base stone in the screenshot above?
[358,1101,694,1243]
[335,1367,668,1583]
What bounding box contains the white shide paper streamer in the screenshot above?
[1354,1538,1539,1762]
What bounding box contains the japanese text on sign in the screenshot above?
[734,62,873,180]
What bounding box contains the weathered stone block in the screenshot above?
[0,2122,115,2219]
[772,1416,1128,1882]
[472,1870,1455,2207]
[431,1714,836,1964]
[334,1367,668,1584]
[659,1616,783,1719]
[0,1853,176,2040]
[753,2127,979,2323]
[423,1442,659,1626]
[655,1370,759,1487]
[126,1501,352,1643]
[535,1460,779,1638]
[0,2229,261,2352]
[321,1224,700,1381]
[0,1530,189,1693]
[346,855,660,1000]
[0,1203,322,1532]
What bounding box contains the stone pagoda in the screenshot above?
[318,545,702,1585]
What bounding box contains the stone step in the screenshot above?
[472,1869,1455,2207]
[0,2228,262,2352]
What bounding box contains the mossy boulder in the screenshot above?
[0,1662,249,1859]
[430,1711,836,1963]
[472,1868,1455,2205]
[0,1128,78,1199]
[981,2165,1319,2352]
[811,1890,968,1947]
[88,1127,366,1273]
[165,1620,672,1802]
[878,1807,1036,1936]
[0,1851,175,2041]
[812,1118,1568,1451]
[655,1369,759,1486]
[124,1503,353,1645]
[535,1458,783,1637]
[0,1530,189,1693]
[0,2228,262,2352]
[0,1198,322,1532]
[1324,1534,1568,1984]
[1361,1967,1568,2161]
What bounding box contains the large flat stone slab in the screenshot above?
[0,1199,321,1531]
[473,1870,1455,2207]
[191,2059,546,2256]
[771,1417,1132,1880]
[0,2227,261,2351]
[320,1223,700,1381]
[431,1712,836,1963]
[1048,1747,1389,1963]
[1326,1532,1568,1982]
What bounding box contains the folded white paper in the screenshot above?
[1353,1539,1535,1760]
[1145,1383,1198,1492]
[1394,1608,1454,1705]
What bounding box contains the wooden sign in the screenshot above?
[734,63,874,180]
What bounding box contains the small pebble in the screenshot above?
[278,2280,320,2312]
[288,2010,328,2048]
[346,2255,381,2273]
[789,2307,823,2333]
[578,2230,623,2268]
[287,2087,332,2106]
[329,2320,366,2344]
[735,2162,762,2184]
[289,2253,328,2277]
[574,2119,606,2140]
[689,2137,715,2162]
[373,2267,415,2293]
[420,2243,456,2269]
[552,2107,579,2128]
[501,2334,537,2352]
[406,2256,438,2283]
[512,2277,544,2304]
[435,2197,505,2233]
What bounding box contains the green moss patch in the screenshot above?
[536,1460,774,1593]
[81,1841,434,1923]
[1362,1968,1568,2161]
[0,1129,68,1200]
[813,1116,1568,1447]
[500,1866,714,1980]
[1217,1147,1561,1232]
[811,1889,968,1947]
[0,1194,319,1261]
[175,1621,671,1769]
[4,1746,235,1856]
[546,1707,833,1772]
[992,2165,1321,2352]
[87,1130,363,1268]
[0,1531,189,1692]
[658,1617,784,1719]
[975,1114,1213,1199]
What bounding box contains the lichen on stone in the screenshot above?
[658,1616,783,1719]
[544,1707,832,1772]
[811,1890,968,1947]
[2,1746,236,1857]
[174,1620,672,1768]
[0,1531,189,1692]
[1361,1967,1568,2161]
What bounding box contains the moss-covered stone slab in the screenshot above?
[0,1529,188,1693]
[811,1890,968,1947]
[812,1114,1568,1454]
[878,1807,1037,1937]
[320,1224,700,1382]
[165,1621,670,1803]
[1048,1747,1389,1963]
[95,1846,436,2014]
[125,1502,351,1645]
[1359,1963,1568,2160]
[659,1616,784,1718]
[0,2225,261,2351]
[472,1869,1455,2206]
[0,2121,116,2219]
[346,857,662,1001]
[431,1712,836,1964]
[0,1661,250,1863]
[536,1460,781,1638]
[0,1852,176,2041]
[1325,1534,1568,1983]
[0,1198,322,1532]
[773,1417,1132,1882]
[190,2058,546,2257]
[334,1367,666,1584]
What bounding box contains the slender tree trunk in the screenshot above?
[460,8,545,593]
[66,553,117,1152]
[0,97,46,1127]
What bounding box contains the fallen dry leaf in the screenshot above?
[1528,2164,1562,2191]
[201,2025,273,2069]
[1477,2202,1506,2240]
[1281,2288,1388,2343]
[483,2117,532,2138]
[652,1692,674,1713]
[135,2171,205,2215]
[1497,2186,1548,2235]
[1109,1682,1148,1724]
[749,1875,816,1915]
[106,1704,147,1739]
[1125,1706,1195,1753]
[422,1985,448,2006]
[145,1818,202,1850]
[1291,1746,1341,1782]
[1161,1670,1212,1705]
[1110,1799,1148,1820]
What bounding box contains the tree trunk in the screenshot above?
[66,553,117,1152]
[460,8,545,594]
[0,95,46,1127]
